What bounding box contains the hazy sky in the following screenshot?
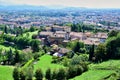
[0,0,120,8]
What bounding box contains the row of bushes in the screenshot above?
[13,63,88,80]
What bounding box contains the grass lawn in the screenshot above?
[0,65,14,80]
[89,60,120,69]
[23,31,38,39]
[34,54,65,73]
[71,60,120,80]
[70,70,115,80]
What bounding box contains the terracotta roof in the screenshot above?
[58,48,70,54]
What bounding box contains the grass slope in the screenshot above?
[71,60,120,80]
[0,65,14,80]
[70,70,115,80]
[23,31,38,39]
[34,54,65,73]
[89,60,120,69]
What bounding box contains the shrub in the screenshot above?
[70,54,88,65]
[67,66,77,79]
[56,68,67,80]
[35,68,43,80]
[20,70,26,80]
[80,62,88,72]
[76,65,84,75]
[26,67,33,80]
[45,68,52,80]
[13,67,20,80]
[62,57,70,67]
[51,69,57,80]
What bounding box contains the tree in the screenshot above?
[108,30,119,38]
[95,44,106,62]
[35,68,43,80]
[72,41,80,53]
[76,65,83,75]
[72,41,85,54]
[45,68,52,80]
[14,49,20,64]
[51,69,57,80]
[31,40,40,52]
[13,67,19,80]
[20,70,26,80]
[30,26,36,32]
[4,25,8,34]
[56,68,66,80]
[32,34,38,39]
[18,26,23,36]
[67,66,77,79]
[0,32,4,44]
[7,48,13,64]
[26,66,33,80]
[106,33,120,59]
[89,44,95,61]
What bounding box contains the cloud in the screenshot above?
[0,0,120,8]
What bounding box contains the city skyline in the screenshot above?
[0,0,120,8]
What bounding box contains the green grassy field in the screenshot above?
[71,60,120,80]
[89,60,120,69]
[34,54,65,73]
[70,70,115,80]
[23,31,38,39]
[0,65,14,80]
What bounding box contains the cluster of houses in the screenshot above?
[39,25,107,45]
[38,25,108,57]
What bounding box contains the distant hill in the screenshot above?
[0,5,87,11]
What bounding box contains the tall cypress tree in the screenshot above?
[89,44,95,61]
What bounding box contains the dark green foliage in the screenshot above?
[13,67,19,80]
[20,70,26,80]
[108,30,119,37]
[89,44,95,61]
[3,34,40,52]
[80,62,88,72]
[35,68,43,80]
[52,56,63,63]
[33,53,40,60]
[26,67,33,80]
[14,49,20,63]
[72,41,81,53]
[94,44,106,62]
[62,57,70,67]
[71,23,96,32]
[76,65,84,75]
[67,66,77,79]
[31,39,40,52]
[51,70,57,80]
[56,68,66,80]
[30,26,36,32]
[68,40,85,54]
[45,68,52,80]
[7,48,13,64]
[0,32,4,44]
[106,32,120,59]
[32,34,38,39]
[70,54,88,65]
[67,51,74,58]
[4,25,8,34]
